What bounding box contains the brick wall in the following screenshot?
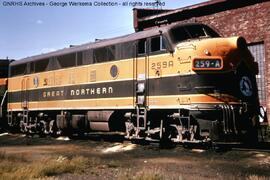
[196,2,270,43]
[195,2,270,124]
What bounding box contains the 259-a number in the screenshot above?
[151,61,173,69]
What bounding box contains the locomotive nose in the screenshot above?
[226,36,248,50]
[219,36,257,74]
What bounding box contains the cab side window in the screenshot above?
[10,64,27,77]
[150,36,166,53]
[57,53,76,68]
[93,45,116,63]
[138,38,147,55]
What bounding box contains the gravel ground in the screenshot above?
[0,133,270,180]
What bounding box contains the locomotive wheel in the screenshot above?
[159,122,175,149]
[38,122,46,138]
[49,120,59,138]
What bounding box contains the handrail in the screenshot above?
[0,90,8,118]
[1,90,8,107]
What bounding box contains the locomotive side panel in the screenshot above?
[8,59,136,111]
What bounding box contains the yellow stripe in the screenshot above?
[8,78,134,92]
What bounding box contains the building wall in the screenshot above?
[194,1,270,123]
[195,2,270,43]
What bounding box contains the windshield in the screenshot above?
[170,24,220,43]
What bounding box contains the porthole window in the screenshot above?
[110,65,118,78]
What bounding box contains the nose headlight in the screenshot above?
[204,49,211,56]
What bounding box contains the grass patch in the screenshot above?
[0,155,90,180]
[119,168,165,180]
[246,175,270,180]
[39,156,88,176]
[0,150,27,162]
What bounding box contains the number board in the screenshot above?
[193,58,223,70]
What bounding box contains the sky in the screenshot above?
[0,0,207,60]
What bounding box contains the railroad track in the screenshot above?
[80,132,270,152]
[1,130,269,152]
[205,141,270,153]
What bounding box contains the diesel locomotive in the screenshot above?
[0,22,263,144]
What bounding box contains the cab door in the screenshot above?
[133,38,149,131]
[134,38,149,108]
